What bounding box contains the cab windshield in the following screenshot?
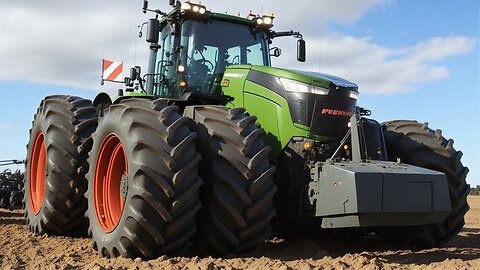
[155,19,269,97]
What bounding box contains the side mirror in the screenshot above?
[297,39,306,62]
[130,67,138,81]
[270,47,282,57]
[169,0,175,6]
[146,18,160,43]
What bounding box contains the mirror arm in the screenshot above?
[268,30,302,39]
[267,30,306,62]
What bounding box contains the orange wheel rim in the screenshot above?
[94,134,127,232]
[29,131,46,214]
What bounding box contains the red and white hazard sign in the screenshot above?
[102,59,123,82]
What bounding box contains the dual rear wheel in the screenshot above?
[25,96,276,259]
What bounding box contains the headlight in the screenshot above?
[181,2,191,10]
[279,78,330,96]
[348,90,359,100]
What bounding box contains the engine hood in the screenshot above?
[249,65,358,91]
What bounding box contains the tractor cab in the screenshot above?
[142,1,304,101]
[154,14,270,97]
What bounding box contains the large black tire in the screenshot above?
[189,106,277,256]
[24,95,97,235]
[272,149,316,236]
[382,120,470,247]
[85,99,202,259]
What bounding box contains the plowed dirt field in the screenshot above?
[1,197,479,269]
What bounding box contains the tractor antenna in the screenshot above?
[143,0,148,13]
[135,25,139,65]
[142,0,167,15]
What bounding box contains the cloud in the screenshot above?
[0,1,150,94]
[199,0,391,38]
[408,36,478,63]
[276,0,390,25]
[279,34,477,94]
[0,0,476,96]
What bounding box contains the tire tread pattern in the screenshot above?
[85,98,201,259]
[24,95,97,235]
[192,106,276,256]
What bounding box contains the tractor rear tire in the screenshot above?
[188,106,277,256]
[24,95,97,235]
[382,120,470,247]
[85,99,202,259]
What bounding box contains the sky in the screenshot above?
[0,0,478,185]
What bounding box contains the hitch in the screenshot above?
[329,106,386,162]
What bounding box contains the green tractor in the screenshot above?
[24,1,470,259]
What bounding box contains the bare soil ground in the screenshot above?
[1,196,479,270]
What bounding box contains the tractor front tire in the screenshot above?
[188,106,277,256]
[85,99,202,259]
[383,120,470,247]
[24,95,97,235]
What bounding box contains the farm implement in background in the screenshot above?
[0,160,25,210]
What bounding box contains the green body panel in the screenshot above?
[242,81,310,156]
[112,92,151,103]
[221,67,250,107]
[222,65,333,156]
[250,66,331,88]
[124,91,149,97]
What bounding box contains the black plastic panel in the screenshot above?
[247,70,356,140]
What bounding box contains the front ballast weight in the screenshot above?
[308,107,452,228]
[309,161,451,228]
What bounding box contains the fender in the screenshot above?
[92,92,112,116]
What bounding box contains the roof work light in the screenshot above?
[181,2,207,15]
[253,14,275,29]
